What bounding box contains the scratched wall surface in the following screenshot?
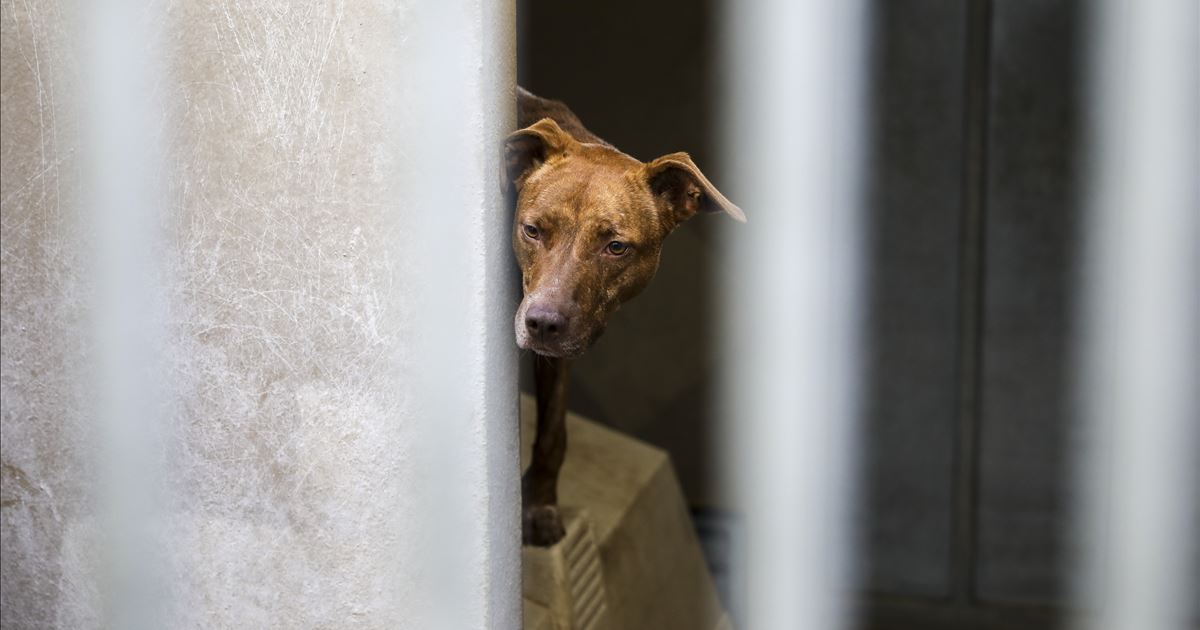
[2,2,516,628]
[1,0,91,626]
[159,3,410,627]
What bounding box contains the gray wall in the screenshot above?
[860,0,968,599]
[976,0,1083,606]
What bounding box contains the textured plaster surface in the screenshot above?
[2,1,91,626]
[2,1,517,628]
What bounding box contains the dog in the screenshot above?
[505,87,744,546]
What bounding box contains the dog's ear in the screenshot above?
[503,118,578,194]
[644,152,746,230]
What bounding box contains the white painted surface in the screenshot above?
[1075,1,1199,629]
[719,1,868,629]
[1,1,518,627]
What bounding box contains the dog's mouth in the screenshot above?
[514,320,591,358]
[520,338,587,358]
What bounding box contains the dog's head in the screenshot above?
[504,117,744,358]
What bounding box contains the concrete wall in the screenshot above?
[1,1,518,628]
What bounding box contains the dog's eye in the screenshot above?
[522,224,540,240]
[605,241,629,256]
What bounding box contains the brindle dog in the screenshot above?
[506,87,744,546]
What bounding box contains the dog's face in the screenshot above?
[504,118,744,358]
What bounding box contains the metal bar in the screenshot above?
[81,2,166,627]
[719,0,869,628]
[1075,1,1199,629]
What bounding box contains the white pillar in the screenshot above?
[719,1,868,629]
[391,1,520,628]
[81,0,167,627]
[1075,1,1199,629]
[2,1,519,627]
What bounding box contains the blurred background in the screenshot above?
[518,1,1186,629]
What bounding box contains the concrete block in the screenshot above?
[520,395,729,630]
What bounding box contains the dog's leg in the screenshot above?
[523,354,570,546]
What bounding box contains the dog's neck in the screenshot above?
[517,87,612,148]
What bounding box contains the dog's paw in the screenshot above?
[522,504,565,547]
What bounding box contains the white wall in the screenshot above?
[1,1,518,628]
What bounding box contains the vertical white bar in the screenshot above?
[80,0,166,627]
[1076,1,1199,629]
[392,1,519,628]
[720,1,868,629]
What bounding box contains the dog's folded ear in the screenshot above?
[503,118,579,195]
[644,152,746,230]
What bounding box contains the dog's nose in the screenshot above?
[525,305,569,342]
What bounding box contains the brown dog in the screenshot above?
[506,87,744,546]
